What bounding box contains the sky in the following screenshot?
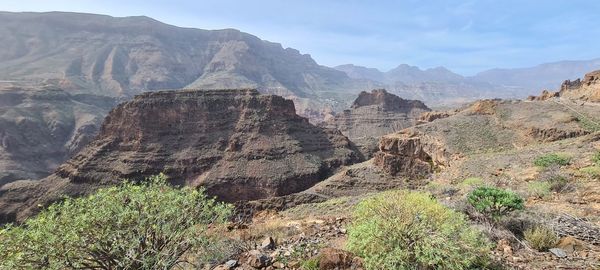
[4,0,600,75]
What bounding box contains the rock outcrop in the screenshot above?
[528,70,600,102]
[0,89,362,223]
[322,89,430,157]
[373,129,449,177]
[559,70,600,102]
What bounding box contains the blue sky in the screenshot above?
[4,0,600,75]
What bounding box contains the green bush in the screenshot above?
[524,225,558,251]
[527,181,552,199]
[468,187,524,222]
[347,190,491,270]
[301,257,320,270]
[534,153,571,168]
[0,174,233,270]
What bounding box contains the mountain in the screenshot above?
[0,11,365,113]
[335,64,464,84]
[334,64,512,106]
[0,87,117,185]
[471,59,600,92]
[0,89,362,223]
[335,60,600,105]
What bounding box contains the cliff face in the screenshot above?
[0,88,117,185]
[0,89,362,222]
[323,89,430,157]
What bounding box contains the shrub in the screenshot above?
[301,257,320,270]
[527,181,551,199]
[580,166,600,178]
[0,174,233,270]
[593,151,600,165]
[468,187,524,222]
[347,190,491,270]
[534,153,571,168]
[524,225,558,251]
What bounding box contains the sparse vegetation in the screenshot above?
[524,225,558,252]
[468,187,524,222]
[577,115,600,133]
[580,166,600,178]
[301,256,320,270]
[460,177,485,190]
[527,181,552,199]
[0,174,233,270]
[533,153,571,168]
[347,190,491,270]
[592,151,600,165]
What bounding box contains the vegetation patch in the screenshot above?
[592,151,600,165]
[580,166,600,178]
[0,174,233,269]
[459,177,485,190]
[347,190,491,270]
[533,153,571,168]
[524,225,558,252]
[468,186,524,222]
[527,181,552,199]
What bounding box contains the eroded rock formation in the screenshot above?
[373,129,449,178]
[528,70,600,102]
[0,89,362,222]
[322,89,430,157]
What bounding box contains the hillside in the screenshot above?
[0,11,365,114]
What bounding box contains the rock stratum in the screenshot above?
[0,89,362,223]
[322,89,430,157]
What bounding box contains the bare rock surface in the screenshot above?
[0,89,361,223]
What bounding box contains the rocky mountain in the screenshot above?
[0,89,362,222]
[0,87,117,186]
[322,89,430,157]
[335,64,518,106]
[0,11,365,114]
[335,60,600,106]
[472,59,600,92]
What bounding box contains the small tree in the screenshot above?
[468,186,524,222]
[0,174,233,269]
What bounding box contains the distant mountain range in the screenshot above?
[334,59,600,106]
[1,11,600,109]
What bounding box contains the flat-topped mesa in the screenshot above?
[323,89,431,158]
[351,89,430,112]
[1,89,362,222]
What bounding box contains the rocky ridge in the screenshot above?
[528,70,600,102]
